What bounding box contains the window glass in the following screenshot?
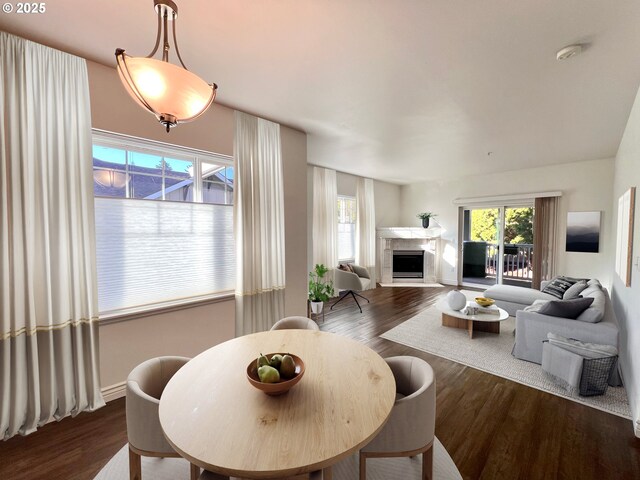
[92,131,235,314]
[338,196,357,261]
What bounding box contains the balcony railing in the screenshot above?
[485,243,533,280]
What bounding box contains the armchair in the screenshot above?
[331,264,371,313]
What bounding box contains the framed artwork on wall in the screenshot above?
[615,187,636,287]
[566,211,601,253]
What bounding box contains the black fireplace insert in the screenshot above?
[392,250,424,278]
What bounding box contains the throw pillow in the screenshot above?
[541,276,579,299]
[576,290,606,323]
[537,297,594,319]
[563,280,588,300]
[337,264,350,272]
[523,299,549,313]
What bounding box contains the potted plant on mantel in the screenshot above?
[417,212,438,228]
[308,264,335,314]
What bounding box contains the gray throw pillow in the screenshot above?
[541,276,579,299]
[563,280,588,300]
[537,297,594,319]
[576,290,606,323]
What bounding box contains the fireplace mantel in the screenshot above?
[376,227,441,284]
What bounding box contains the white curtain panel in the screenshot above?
[0,32,104,440]
[234,111,286,336]
[312,167,338,269]
[356,177,376,288]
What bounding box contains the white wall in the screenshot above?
[87,61,308,394]
[400,158,615,287]
[306,167,402,272]
[611,86,640,437]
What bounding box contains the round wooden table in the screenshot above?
[159,330,396,479]
[436,299,509,339]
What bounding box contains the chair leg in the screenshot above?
[322,465,333,480]
[330,290,352,310]
[422,444,433,480]
[350,291,363,313]
[129,446,142,480]
[352,291,370,303]
[190,463,200,480]
[359,452,367,480]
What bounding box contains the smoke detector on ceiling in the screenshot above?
[556,44,583,61]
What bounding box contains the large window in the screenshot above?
[338,196,356,261]
[92,130,235,315]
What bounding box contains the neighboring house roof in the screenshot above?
[93,158,233,200]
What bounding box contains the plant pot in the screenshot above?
[421,217,430,228]
[310,301,324,314]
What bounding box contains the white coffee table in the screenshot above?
[436,299,509,339]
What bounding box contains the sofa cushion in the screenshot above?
[563,280,588,300]
[537,297,594,319]
[523,299,549,313]
[541,276,579,299]
[484,284,556,306]
[576,289,606,323]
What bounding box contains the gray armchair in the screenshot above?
[331,264,371,313]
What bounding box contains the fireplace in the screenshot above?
[392,250,424,278]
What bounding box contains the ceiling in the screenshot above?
[2,1,640,184]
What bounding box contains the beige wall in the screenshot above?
[87,61,308,392]
[400,158,615,287]
[611,86,640,437]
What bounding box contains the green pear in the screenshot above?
[270,354,283,370]
[280,354,296,379]
[257,365,280,383]
[257,353,269,369]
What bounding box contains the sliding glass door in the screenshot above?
[461,205,534,288]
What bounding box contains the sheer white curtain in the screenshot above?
[356,177,376,288]
[312,167,338,268]
[532,196,559,289]
[0,32,104,440]
[234,111,286,335]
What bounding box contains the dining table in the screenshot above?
[159,329,396,479]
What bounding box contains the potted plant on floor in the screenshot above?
[417,212,437,228]
[308,264,335,314]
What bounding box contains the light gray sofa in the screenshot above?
[485,279,621,385]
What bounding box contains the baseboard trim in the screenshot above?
[102,381,126,402]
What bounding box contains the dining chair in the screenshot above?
[359,356,436,480]
[126,356,201,480]
[199,471,321,479]
[271,316,320,331]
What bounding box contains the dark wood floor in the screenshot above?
[1,286,639,480]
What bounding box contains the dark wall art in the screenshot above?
[566,211,601,253]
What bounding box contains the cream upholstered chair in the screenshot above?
[359,356,436,480]
[126,356,202,480]
[271,316,320,331]
[199,471,321,479]
[331,264,371,313]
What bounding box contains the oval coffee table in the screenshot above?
[159,329,396,479]
[436,299,509,339]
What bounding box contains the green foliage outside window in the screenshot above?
[471,208,533,244]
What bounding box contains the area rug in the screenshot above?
[380,291,631,419]
[379,283,444,288]
[94,437,462,480]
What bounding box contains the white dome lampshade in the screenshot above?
[115,0,217,132]
[446,290,467,311]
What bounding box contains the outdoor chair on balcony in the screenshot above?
[331,264,371,313]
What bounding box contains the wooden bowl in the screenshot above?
[475,297,496,307]
[246,353,305,396]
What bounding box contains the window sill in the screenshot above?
[99,292,235,326]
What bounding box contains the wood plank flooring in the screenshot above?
[1,285,639,480]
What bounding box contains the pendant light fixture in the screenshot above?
[115,0,217,132]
